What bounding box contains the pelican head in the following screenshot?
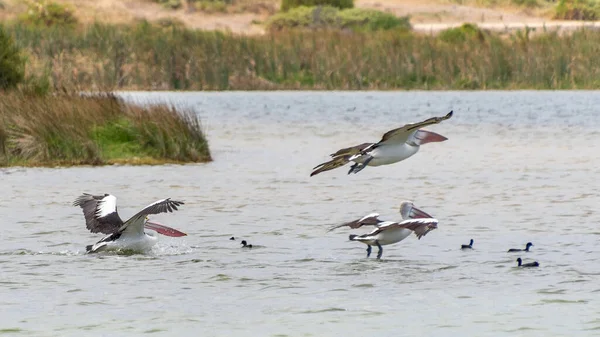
[399,200,432,219]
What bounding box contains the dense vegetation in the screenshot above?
[0,25,25,90]
[0,92,211,167]
[280,0,353,11]
[1,6,212,168]
[266,6,410,31]
[5,21,600,91]
[554,0,600,20]
[147,0,276,14]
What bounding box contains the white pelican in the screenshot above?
[311,111,453,176]
[327,200,432,232]
[349,218,438,259]
[73,193,186,253]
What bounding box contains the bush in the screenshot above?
[281,0,353,11]
[19,0,78,27]
[267,6,410,31]
[338,8,411,31]
[153,0,183,9]
[511,0,539,7]
[554,0,600,20]
[438,23,484,43]
[0,26,26,90]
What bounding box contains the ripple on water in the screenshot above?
[300,308,347,314]
[536,299,588,305]
[537,288,567,295]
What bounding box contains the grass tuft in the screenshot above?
[0,92,211,167]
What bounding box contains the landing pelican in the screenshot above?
[349,218,438,259]
[311,111,453,176]
[327,200,432,232]
[73,193,186,253]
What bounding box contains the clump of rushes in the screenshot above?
[0,92,211,167]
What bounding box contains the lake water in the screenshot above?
[1,91,599,336]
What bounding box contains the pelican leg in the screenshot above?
[376,241,383,259]
[366,245,372,258]
[348,156,373,175]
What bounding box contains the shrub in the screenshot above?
[267,6,410,31]
[511,0,539,7]
[281,0,353,11]
[154,0,183,9]
[438,23,484,43]
[554,0,600,20]
[338,8,411,31]
[19,0,78,27]
[0,26,26,90]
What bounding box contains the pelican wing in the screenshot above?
[378,111,453,145]
[119,198,185,232]
[311,156,351,177]
[73,193,124,234]
[397,218,438,239]
[329,142,375,158]
[328,213,382,232]
[311,143,374,177]
[362,218,438,239]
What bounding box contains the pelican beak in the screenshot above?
[414,130,448,145]
[145,220,187,237]
[410,205,433,219]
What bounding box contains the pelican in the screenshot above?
[73,193,186,253]
[349,218,438,259]
[327,200,432,232]
[311,111,453,176]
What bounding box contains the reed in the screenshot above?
[6,21,600,90]
[0,92,211,167]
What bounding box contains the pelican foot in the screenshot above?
[366,245,372,258]
[348,156,373,175]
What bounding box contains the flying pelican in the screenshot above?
[73,193,186,253]
[349,218,438,259]
[311,111,453,176]
[327,200,432,232]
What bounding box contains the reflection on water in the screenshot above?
[1,91,599,336]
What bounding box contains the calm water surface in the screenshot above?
[1,91,600,336]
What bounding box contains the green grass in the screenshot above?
[5,21,600,90]
[0,92,211,167]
